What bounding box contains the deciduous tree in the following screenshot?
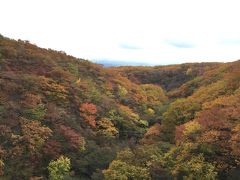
[80,103,97,128]
[48,156,71,180]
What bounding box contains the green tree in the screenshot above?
[24,103,46,121]
[117,85,128,99]
[162,143,217,180]
[48,156,71,180]
[162,98,201,142]
[103,160,150,180]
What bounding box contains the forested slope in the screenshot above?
[0,35,239,179]
[109,61,240,180]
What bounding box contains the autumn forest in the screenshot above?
[0,35,240,179]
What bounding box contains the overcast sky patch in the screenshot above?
[1,0,240,64]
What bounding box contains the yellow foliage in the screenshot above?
[0,159,4,176]
[97,118,119,137]
[145,108,155,115]
[75,78,81,86]
[183,121,201,137]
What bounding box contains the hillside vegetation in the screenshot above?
[0,35,239,179]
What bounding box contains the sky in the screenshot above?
[1,0,240,65]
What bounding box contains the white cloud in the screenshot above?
[1,0,240,64]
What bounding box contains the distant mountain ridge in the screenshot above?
[93,59,153,67]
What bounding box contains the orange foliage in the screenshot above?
[20,118,52,153]
[118,104,139,120]
[144,123,161,138]
[80,103,97,128]
[230,124,240,156]
[175,124,185,144]
[40,77,68,103]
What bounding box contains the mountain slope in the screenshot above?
[0,35,167,179]
[109,60,240,179]
[0,35,239,179]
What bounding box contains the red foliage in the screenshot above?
[79,103,97,128]
[59,125,85,150]
[43,140,62,158]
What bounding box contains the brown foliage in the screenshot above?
[21,93,42,108]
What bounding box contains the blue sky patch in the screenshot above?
[119,43,142,50]
[166,40,195,48]
[221,38,240,45]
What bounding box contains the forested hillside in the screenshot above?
[0,35,239,179]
